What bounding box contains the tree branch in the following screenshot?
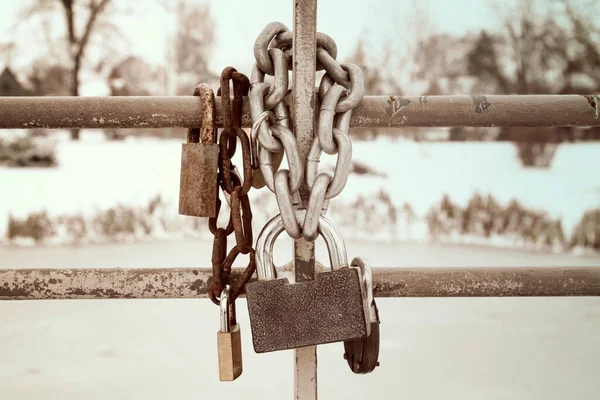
[60,0,76,45]
[75,0,111,60]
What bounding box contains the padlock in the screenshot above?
[178,83,218,217]
[343,257,381,374]
[217,285,243,381]
[245,213,370,353]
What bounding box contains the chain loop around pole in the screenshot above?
[249,23,365,241]
[254,22,290,75]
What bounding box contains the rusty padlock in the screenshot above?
[245,213,370,353]
[178,83,218,217]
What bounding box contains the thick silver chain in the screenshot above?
[249,22,365,241]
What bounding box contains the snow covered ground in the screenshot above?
[2,133,600,400]
[1,130,599,247]
[1,240,600,400]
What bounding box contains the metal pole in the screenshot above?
[292,0,319,399]
[2,267,599,300]
[0,95,598,129]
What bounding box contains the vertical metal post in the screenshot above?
[292,0,318,399]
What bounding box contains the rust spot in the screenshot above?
[190,279,205,294]
[385,97,411,119]
[472,96,490,113]
[584,95,599,119]
[66,288,87,296]
[0,286,31,297]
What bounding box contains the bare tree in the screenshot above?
[21,0,119,139]
[172,0,216,95]
[456,0,600,166]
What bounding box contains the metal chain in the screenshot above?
[208,68,256,305]
[249,22,365,242]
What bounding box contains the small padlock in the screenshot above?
[178,83,218,217]
[217,285,243,381]
[343,257,381,374]
[245,213,370,353]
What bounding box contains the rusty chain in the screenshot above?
[208,68,256,306]
[249,22,364,241]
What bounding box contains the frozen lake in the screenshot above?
[1,239,599,399]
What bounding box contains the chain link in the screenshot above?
[259,124,303,193]
[307,110,352,198]
[271,31,338,71]
[250,22,364,242]
[254,22,289,75]
[319,63,365,113]
[208,68,256,305]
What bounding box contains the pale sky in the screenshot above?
[0,0,508,91]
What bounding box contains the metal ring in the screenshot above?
[318,84,346,155]
[326,127,352,199]
[273,101,290,129]
[251,63,265,85]
[253,103,289,188]
[264,49,290,110]
[251,110,275,169]
[219,127,253,196]
[317,48,350,88]
[249,82,283,152]
[259,124,303,194]
[254,22,290,75]
[270,31,338,71]
[319,63,365,113]
[274,170,302,239]
[306,128,352,199]
[306,135,322,190]
[335,108,352,133]
[302,173,331,242]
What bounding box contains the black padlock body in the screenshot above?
[245,268,368,353]
[343,320,380,374]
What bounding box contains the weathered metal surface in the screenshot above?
[1,266,599,300]
[1,95,600,129]
[291,2,319,399]
[178,143,218,217]
[246,268,368,353]
[373,267,600,297]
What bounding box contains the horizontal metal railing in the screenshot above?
[1,266,599,300]
[1,94,599,301]
[0,95,598,129]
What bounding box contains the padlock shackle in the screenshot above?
[255,213,348,281]
[220,285,231,333]
[351,257,377,323]
[188,83,216,144]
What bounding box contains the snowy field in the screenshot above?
[1,130,600,247]
[1,240,600,400]
[1,132,600,399]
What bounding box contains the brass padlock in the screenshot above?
[217,285,243,381]
[178,83,218,217]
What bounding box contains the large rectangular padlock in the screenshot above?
[178,83,218,217]
[245,214,370,353]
